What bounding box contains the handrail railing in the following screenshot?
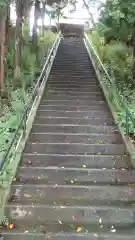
[84,32,135,136]
[0,32,61,173]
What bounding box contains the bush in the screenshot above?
[88,30,135,135]
[89,31,133,94]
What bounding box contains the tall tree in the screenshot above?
[41,0,46,35]
[5,3,11,74]
[82,0,96,27]
[0,0,10,96]
[14,0,24,81]
[32,0,40,61]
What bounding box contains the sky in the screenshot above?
[60,0,101,25]
[11,0,105,27]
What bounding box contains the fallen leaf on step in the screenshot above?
[82,165,87,168]
[24,193,31,198]
[76,227,82,232]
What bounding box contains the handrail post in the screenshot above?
[23,108,28,137]
[126,110,129,136]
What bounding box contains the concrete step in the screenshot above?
[53,58,90,61]
[46,89,103,94]
[43,95,106,101]
[47,81,99,84]
[24,143,126,155]
[31,125,118,134]
[56,54,89,57]
[6,204,135,226]
[46,83,101,87]
[46,86,103,91]
[50,72,94,76]
[51,66,91,70]
[48,80,98,85]
[36,110,112,118]
[57,47,87,49]
[47,80,99,84]
[21,154,130,169]
[16,167,135,185]
[48,75,95,80]
[54,52,88,54]
[9,184,135,205]
[54,53,89,56]
[47,79,97,83]
[28,132,122,144]
[50,70,93,73]
[56,48,88,51]
[52,57,90,60]
[40,100,107,106]
[50,70,92,74]
[55,54,89,57]
[34,117,115,126]
[47,80,98,84]
[52,63,91,67]
[52,67,92,71]
[38,105,109,112]
[53,60,91,64]
[46,89,102,94]
[1,232,135,240]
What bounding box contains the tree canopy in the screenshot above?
[98,0,135,44]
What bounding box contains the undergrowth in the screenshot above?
[88,30,135,136]
[0,29,57,160]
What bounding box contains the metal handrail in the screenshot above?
[84,32,135,135]
[0,32,61,171]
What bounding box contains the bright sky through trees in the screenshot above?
[11,0,106,27]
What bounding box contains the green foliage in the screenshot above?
[22,19,31,43]
[99,0,135,43]
[0,88,28,156]
[38,30,56,62]
[7,39,15,71]
[89,30,105,59]
[0,26,57,155]
[115,100,135,135]
[102,42,133,88]
[0,0,9,7]
[89,29,135,136]
[21,45,36,89]
[90,30,133,92]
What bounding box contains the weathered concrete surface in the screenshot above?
[2,38,135,239]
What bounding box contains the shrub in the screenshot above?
[89,30,135,135]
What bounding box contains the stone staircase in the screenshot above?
[1,37,135,239]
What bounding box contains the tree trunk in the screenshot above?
[5,4,10,75]
[83,0,96,28]
[41,2,46,36]
[57,8,60,26]
[14,0,23,83]
[132,21,135,81]
[0,8,6,96]
[49,15,51,28]
[32,0,40,61]
[57,13,60,25]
